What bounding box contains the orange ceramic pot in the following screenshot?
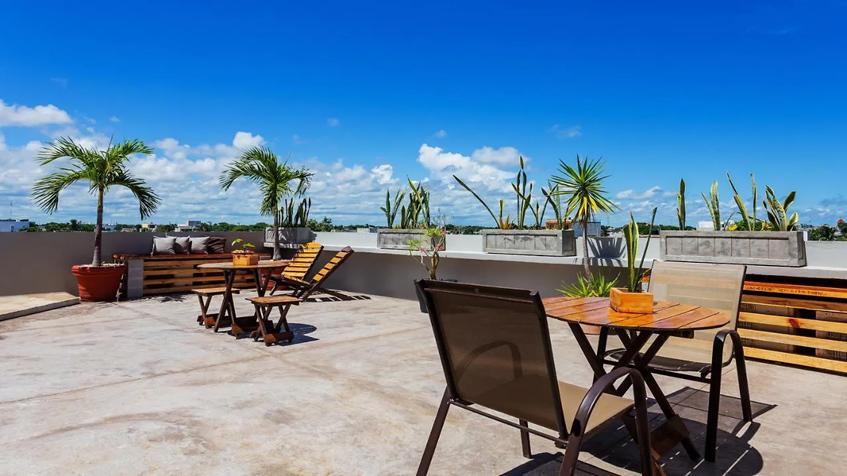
[72,265,126,302]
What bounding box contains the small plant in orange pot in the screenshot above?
[231,239,259,266]
[31,137,160,302]
[610,208,657,313]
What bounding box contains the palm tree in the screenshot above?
[220,146,313,260]
[31,137,160,267]
[552,155,619,277]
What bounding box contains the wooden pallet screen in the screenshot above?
[740,277,847,374]
[113,253,271,297]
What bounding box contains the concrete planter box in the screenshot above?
[482,229,577,257]
[264,227,314,245]
[377,229,447,250]
[660,230,807,267]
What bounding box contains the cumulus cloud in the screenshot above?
[327,117,340,127]
[418,144,517,192]
[470,146,527,167]
[232,131,265,149]
[0,99,73,127]
[434,129,447,138]
[109,116,120,123]
[616,186,662,200]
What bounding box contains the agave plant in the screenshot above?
[763,186,798,231]
[702,180,721,231]
[677,179,686,230]
[727,172,758,231]
[558,273,618,298]
[622,208,657,293]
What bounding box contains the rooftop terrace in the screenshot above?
[1,291,844,475]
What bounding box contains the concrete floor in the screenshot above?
[0,291,77,321]
[0,293,845,476]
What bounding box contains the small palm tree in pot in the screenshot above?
[220,147,313,261]
[31,137,160,301]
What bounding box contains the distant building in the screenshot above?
[0,219,30,232]
[697,220,715,231]
[572,221,601,237]
[176,220,202,232]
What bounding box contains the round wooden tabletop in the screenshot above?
[197,259,290,270]
[542,296,729,332]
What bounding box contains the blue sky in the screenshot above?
[1,1,845,226]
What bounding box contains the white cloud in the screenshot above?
[109,116,120,123]
[470,146,527,167]
[292,134,307,145]
[548,124,582,139]
[232,131,265,150]
[327,117,340,127]
[0,99,73,127]
[418,144,517,192]
[371,164,395,185]
[434,129,447,138]
[616,186,662,200]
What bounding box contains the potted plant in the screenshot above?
[454,157,575,256]
[377,179,445,250]
[31,137,160,301]
[408,221,449,312]
[267,196,314,245]
[220,146,313,261]
[609,209,657,313]
[660,173,806,266]
[231,239,259,266]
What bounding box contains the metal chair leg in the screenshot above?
[730,331,754,422]
[416,389,451,476]
[519,419,531,458]
[706,331,729,463]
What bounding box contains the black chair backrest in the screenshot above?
[417,279,567,436]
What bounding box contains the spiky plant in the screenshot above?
[220,147,313,260]
[622,208,657,293]
[31,137,160,267]
[552,155,618,277]
[454,157,543,230]
[677,179,686,230]
[702,180,721,230]
[380,188,405,228]
[558,273,618,297]
[727,173,758,231]
[763,186,799,231]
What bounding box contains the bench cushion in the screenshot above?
[152,236,176,255]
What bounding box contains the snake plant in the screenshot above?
[727,172,758,231]
[677,179,686,230]
[380,188,405,228]
[278,197,311,228]
[763,186,798,231]
[622,208,657,293]
[701,180,721,230]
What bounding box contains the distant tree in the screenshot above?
[156,224,176,233]
[810,225,837,241]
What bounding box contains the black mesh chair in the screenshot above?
[415,279,655,476]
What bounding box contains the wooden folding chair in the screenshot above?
[193,287,240,328]
[247,295,303,346]
[267,242,324,295]
[273,246,354,301]
[416,279,655,476]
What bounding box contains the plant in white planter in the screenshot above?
[408,221,449,312]
[31,137,160,301]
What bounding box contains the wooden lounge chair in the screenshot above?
[271,246,354,301]
[268,242,324,295]
[415,279,655,476]
[602,260,752,462]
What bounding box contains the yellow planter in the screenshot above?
[609,288,654,313]
[232,254,260,266]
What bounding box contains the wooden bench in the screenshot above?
[113,253,271,298]
[740,277,847,374]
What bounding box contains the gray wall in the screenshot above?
[0,232,266,297]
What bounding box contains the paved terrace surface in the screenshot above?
[0,292,844,475]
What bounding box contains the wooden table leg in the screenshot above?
[213,270,236,332]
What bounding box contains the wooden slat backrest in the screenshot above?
[282,242,324,281]
[308,246,354,288]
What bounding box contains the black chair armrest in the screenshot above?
[713,328,744,369]
[570,367,647,437]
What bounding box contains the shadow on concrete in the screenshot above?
[589,238,625,259]
[287,323,319,345]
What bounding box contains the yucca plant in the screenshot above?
[558,273,618,298]
[380,188,405,228]
[552,155,618,277]
[31,137,160,267]
[763,186,799,231]
[622,208,657,293]
[702,180,722,231]
[220,147,313,260]
[727,172,758,231]
[677,179,686,230]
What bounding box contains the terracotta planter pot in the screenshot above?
[72,265,126,302]
[609,288,654,313]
